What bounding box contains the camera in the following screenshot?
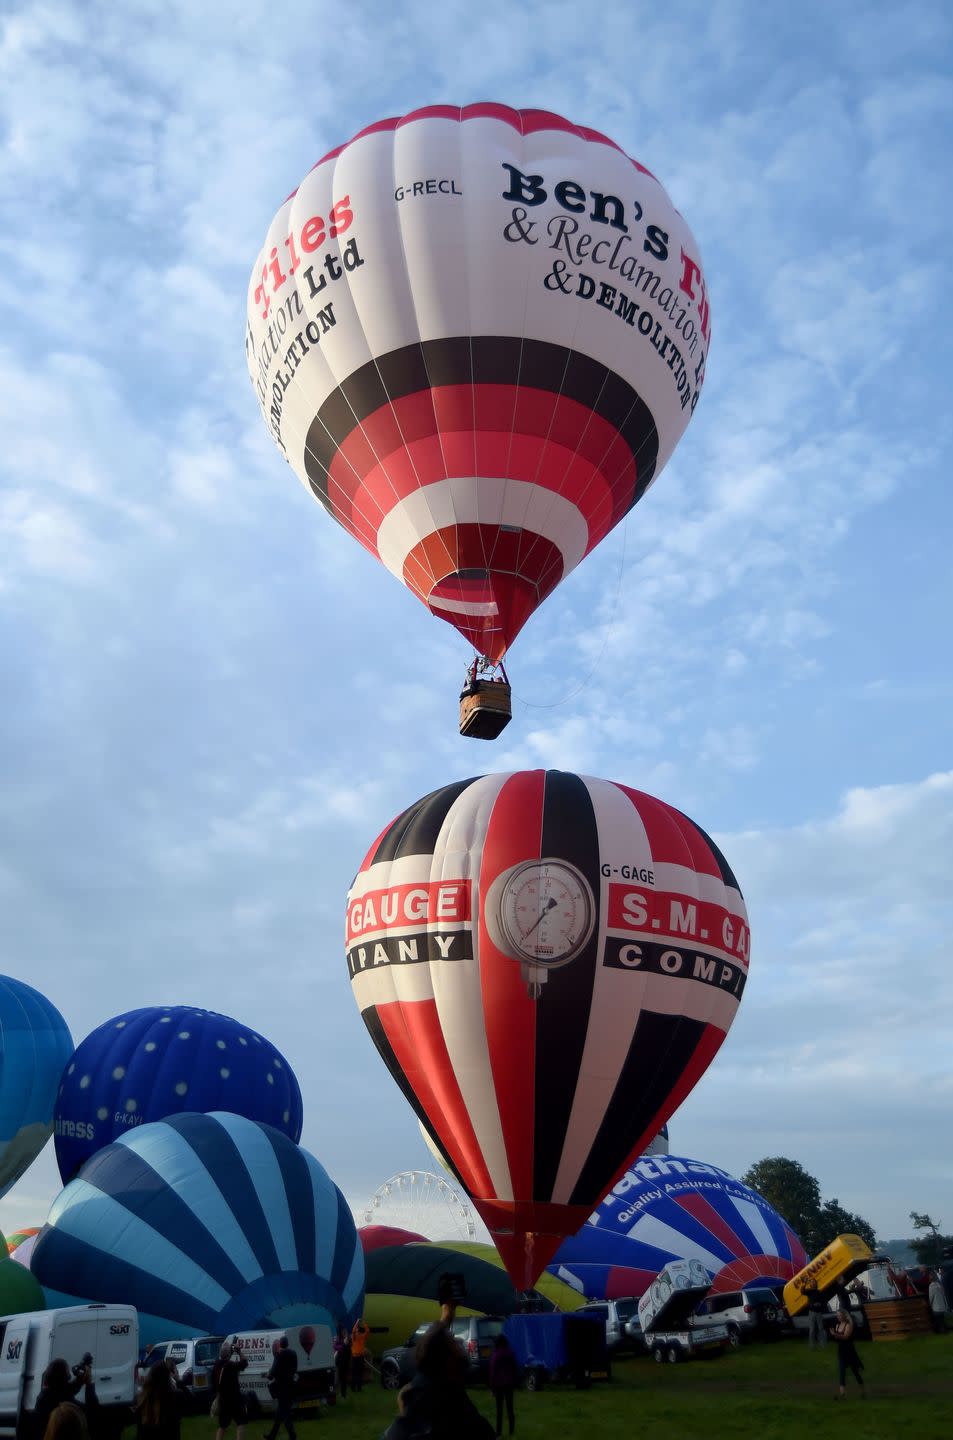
[71,1354,93,1377]
[437,1272,467,1306]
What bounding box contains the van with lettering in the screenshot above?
[0,1304,138,1437]
[227,1323,335,1414]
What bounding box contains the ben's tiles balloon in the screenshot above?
[247,105,710,665]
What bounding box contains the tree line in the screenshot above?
[741,1156,952,1264]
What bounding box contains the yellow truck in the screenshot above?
[783,1234,875,1317]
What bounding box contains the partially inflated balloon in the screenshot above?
[33,1112,364,1346]
[0,977,73,1199]
[347,771,747,1288]
[6,1226,39,1253]
[247,105,710,662]
[549,1152,808,1300]
[54,1006,303,1182]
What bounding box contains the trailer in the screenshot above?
[503,1312,609,1390]
[638,1261,730,1364]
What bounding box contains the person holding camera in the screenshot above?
[211,1340,248,1440]
[33,1357,98,1440]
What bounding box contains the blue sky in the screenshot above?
[1,0,950,1248]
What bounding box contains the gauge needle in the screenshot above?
[521,895,558,940]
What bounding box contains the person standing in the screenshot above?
[488,1334,518,1439]
[333,1326,351,1400]
[212,1340,248,1440]
[831,1308,865,1399]
[351,1318,369,1394]
[806,1287,828,1348]
[264,1337,297,1440]
[380,1324,494,1440]
[32,1359,96,1440]
[135,1360,188,1440]
[928,1270,950,1334]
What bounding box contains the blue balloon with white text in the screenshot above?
[54,1006,303,1183]
[549,1152,808,1300]
[33,1112,364,1346]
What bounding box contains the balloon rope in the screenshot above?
[511,515,629,709]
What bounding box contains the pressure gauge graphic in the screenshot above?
[487,858,596,998]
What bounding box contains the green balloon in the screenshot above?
[0,1256,44,1314]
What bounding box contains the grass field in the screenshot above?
[180,1334,953,1440]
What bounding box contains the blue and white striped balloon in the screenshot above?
[0,976,73,1199]
[32,1112,364,1345]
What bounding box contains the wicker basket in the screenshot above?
[459,681,512,739]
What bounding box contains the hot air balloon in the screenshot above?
[0,1254,44,1313]
[247,105,711,737]
[32,1112,364,1346]
[6,1225,40,1254]
[548,1152,808,1301]
[347,770,748,1288]
[54,1006,303,1183]
[359,1225,428,1253]
[0,976,73,1199]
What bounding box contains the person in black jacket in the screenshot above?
[33,1359,97,1440]
[380,1324,493,1440]
[212,1341,248,1440]
[264,1338,298,1440]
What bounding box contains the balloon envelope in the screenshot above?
[0,976,73,1199]
[247,105,710,662]
[549,1152,808,1299]
[358,1225,428,1253]
[54,1006,303,1182]
[33,1112,364,1346]
[6,1226,39,1254]
[347,770,748,1287]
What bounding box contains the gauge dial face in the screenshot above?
[497,859,595,968]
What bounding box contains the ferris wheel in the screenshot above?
[362,1170,478,1242]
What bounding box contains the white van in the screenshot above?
[0,1304,139,1437]
[136,1335,223,1409]
[226,1323,335,1414]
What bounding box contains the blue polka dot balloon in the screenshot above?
[54,1007,303,1183]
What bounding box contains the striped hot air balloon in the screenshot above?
[32,1112,364,1346]
[246,105,710,667]
[549,1152,808,1301]
[347,770,748,1288]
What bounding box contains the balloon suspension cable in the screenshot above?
[466,656,509,685]
[511,516,629,710]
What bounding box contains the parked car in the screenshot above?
[379,1316,505,1390]
[574,1298,642,1354]
[694,1288,787,1345]
[137,1336,223,1409]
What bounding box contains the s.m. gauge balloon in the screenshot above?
[346,770,746,1289]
